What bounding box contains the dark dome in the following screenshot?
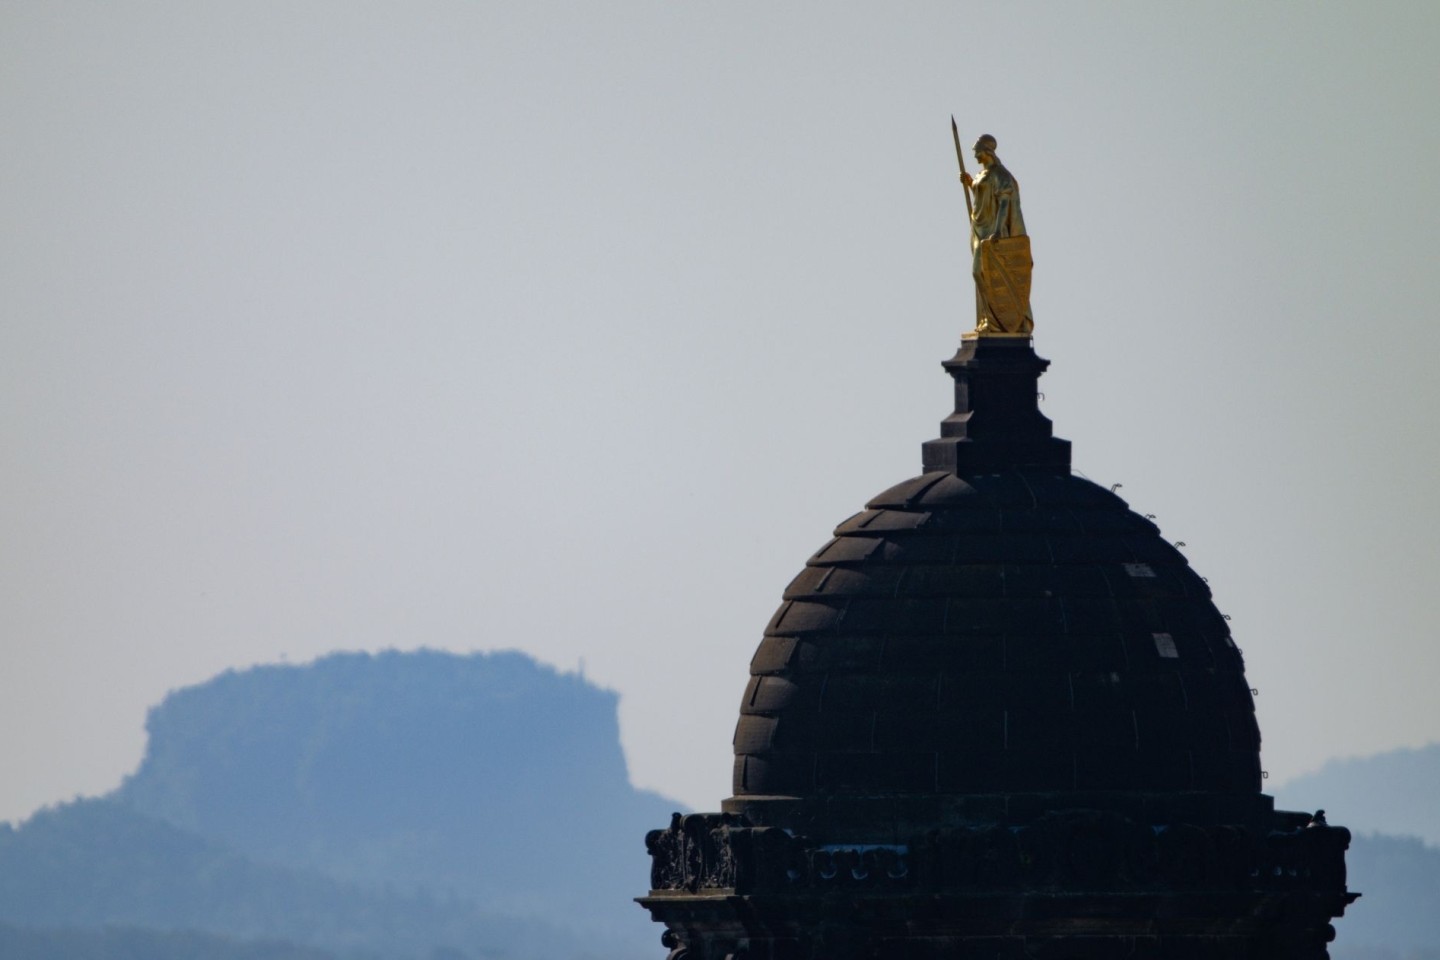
[731,343,1261,801]
[733,469,1260,798]
[646,338,1353,960]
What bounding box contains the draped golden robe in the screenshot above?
[969,161,1033,335]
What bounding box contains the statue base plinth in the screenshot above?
[922,337,1070,475]
[961,330,1031,340]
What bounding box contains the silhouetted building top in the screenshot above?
[734,341,1256,803]
[639,336,1356,960]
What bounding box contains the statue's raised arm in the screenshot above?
[957,132,1033,337]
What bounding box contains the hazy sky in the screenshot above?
[3,1,1438,824]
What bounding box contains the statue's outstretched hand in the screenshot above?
[959,172,973,188]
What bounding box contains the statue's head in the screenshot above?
[973,134,998,166]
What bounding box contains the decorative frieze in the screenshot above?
[645,809,1350,896]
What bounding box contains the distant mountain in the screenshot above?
[1269,743,1440,957]
[1273,744,1440,847]
[1,650,684,959]
[1333,833,1440,960]
[0,922,343,960]
[0,798,599,959]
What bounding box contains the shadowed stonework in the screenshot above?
[638,337,1355,960]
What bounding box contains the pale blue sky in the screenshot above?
[3,1,1438,822]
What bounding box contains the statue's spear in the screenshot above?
[951,115,974,223]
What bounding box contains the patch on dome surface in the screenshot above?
[1152,632,1179,659]
[1123,563,1156,578]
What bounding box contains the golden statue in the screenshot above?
[952,121,1033,337]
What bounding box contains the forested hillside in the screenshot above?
[0,922,345,960]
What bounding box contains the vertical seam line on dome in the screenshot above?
[1015,470,1040,510]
